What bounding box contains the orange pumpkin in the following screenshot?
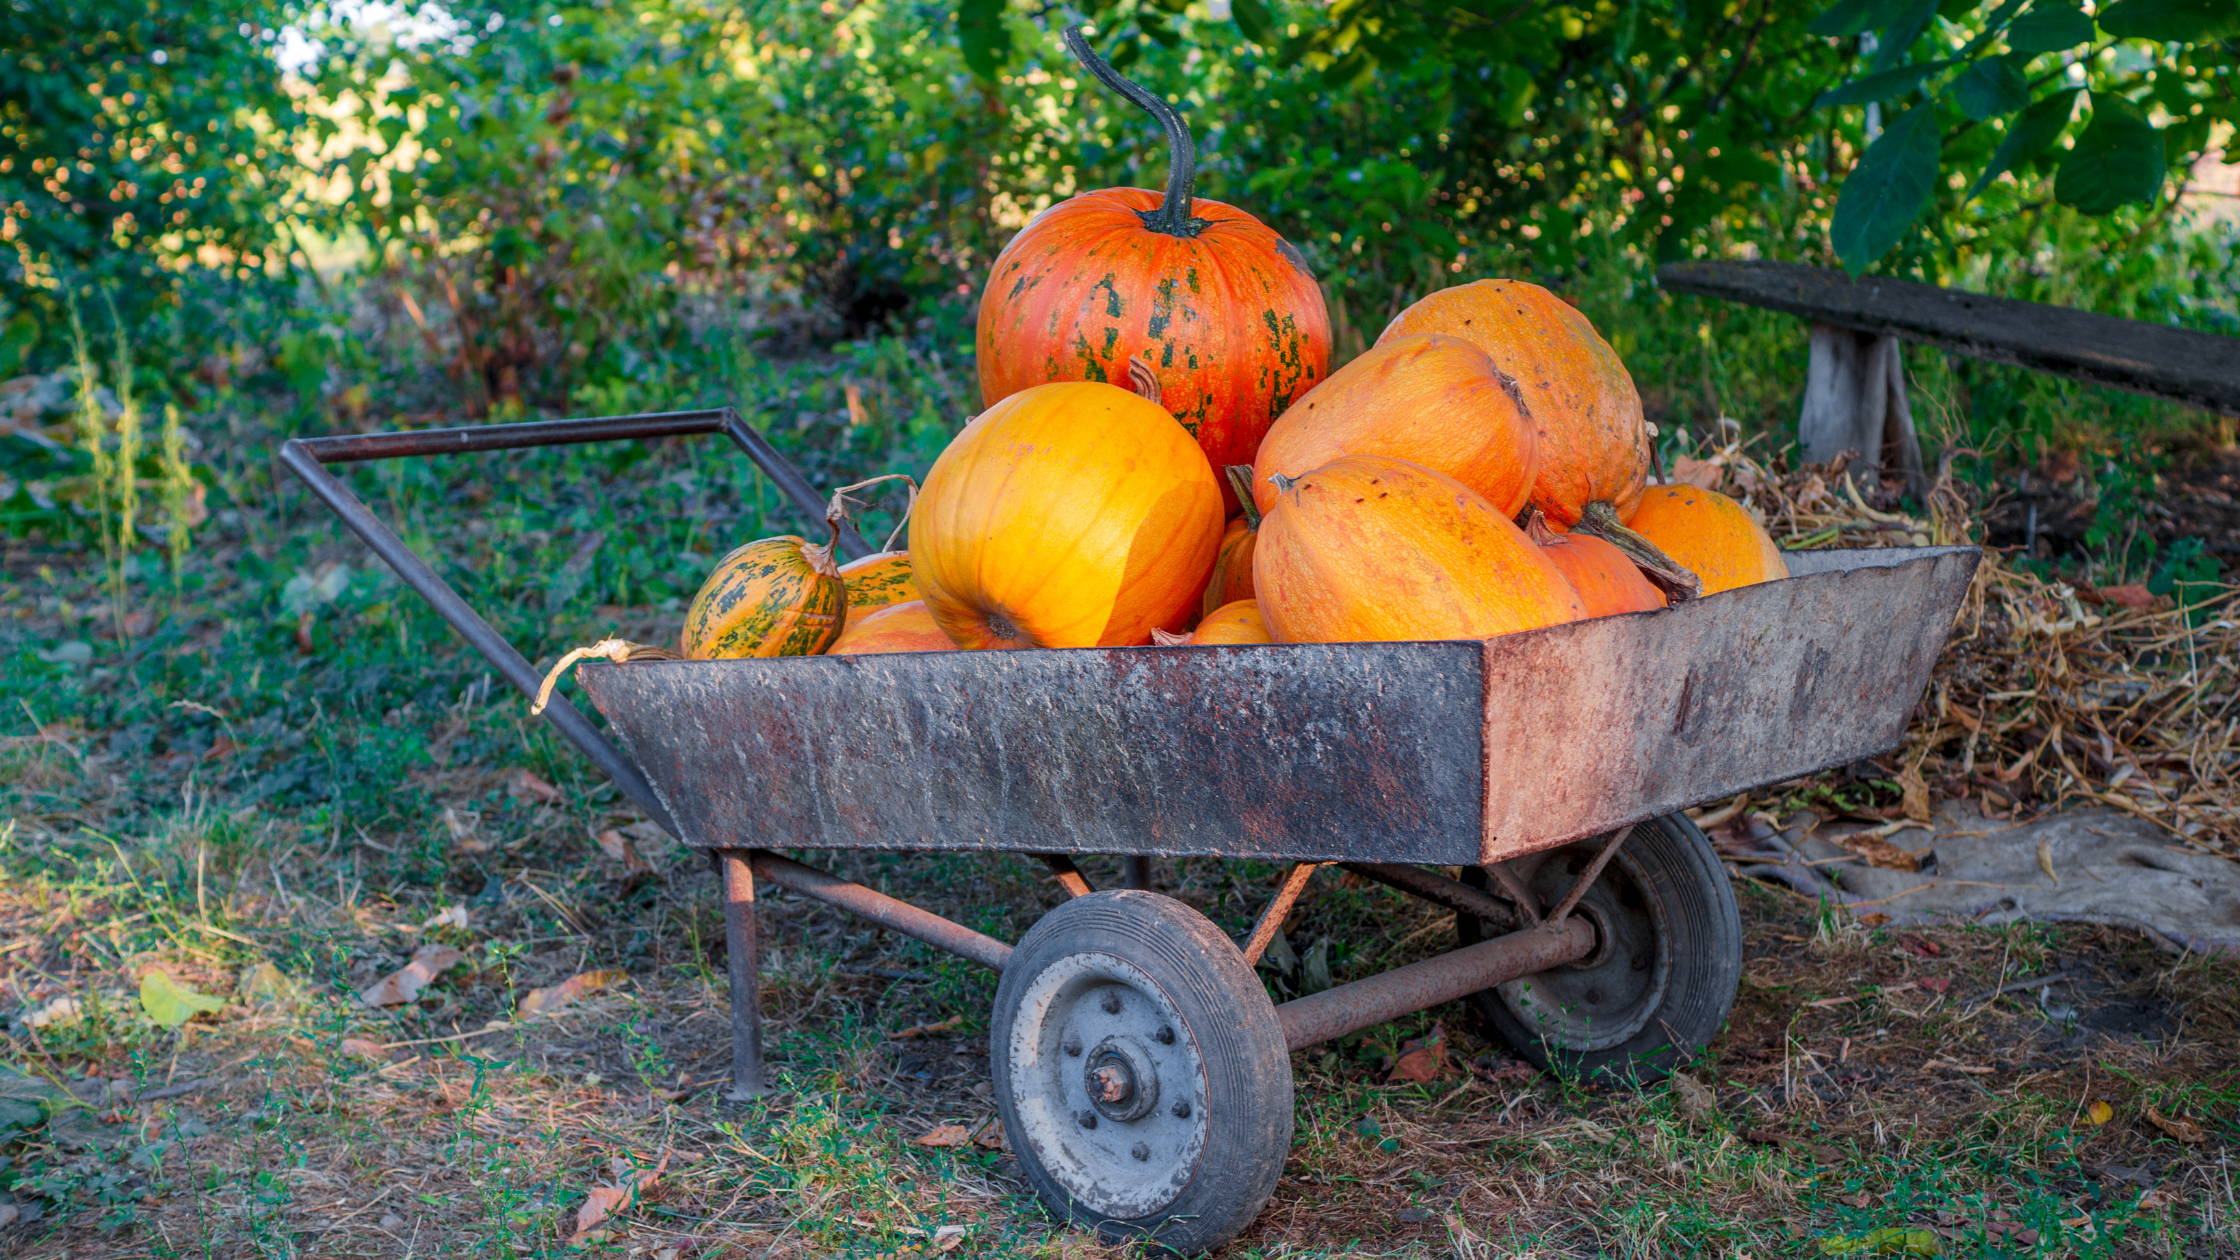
[1175,598,1270,645]
[1201,468,1261,616]
[1622,485,1789,595]
[1380,280,1647,527]
[1252,456,1585,644]
[1250,333,1538,520]
[912,381,1224,649]
[975,28,1329,500]
[1522,510,1665,618]
[837,551,918,615]
[826,600,957,655]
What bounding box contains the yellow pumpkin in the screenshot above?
[1253,456,1585,643]
[681,536,846,659]
[1622,485,1789,595]
[838,550,918,615]
[1201,468,1261,616]
[826,600,957,655]
[912,381,1224,649]
[1185,598,1270,645]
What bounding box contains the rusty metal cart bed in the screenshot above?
[284,409,1978,1254]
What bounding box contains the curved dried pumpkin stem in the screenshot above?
[1519,507,1562,547]
[1062,24,1208,238]
[826,472,920,554]
[1225,466,1261,528]
[1126,354,1163,406]
[1265,470,1303,503]
[531,638,681,715]
[1570,500,1703,603]
[1149,627,1192,647]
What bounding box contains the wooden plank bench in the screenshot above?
[1657,259,2240,496]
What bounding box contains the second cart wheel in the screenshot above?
[991,889,1292,1255]
[1458,813,1741,1085]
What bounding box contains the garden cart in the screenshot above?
[282,408,1979,1254]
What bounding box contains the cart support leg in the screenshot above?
[718,848,768,1100]
[1121,855,1152,891]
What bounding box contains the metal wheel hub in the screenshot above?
[1001,951,1210,1218]
[1495,842,1671,1053]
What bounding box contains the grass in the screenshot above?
[4,296,2238,1255]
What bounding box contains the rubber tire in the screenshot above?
[991,890,1292,1255]
[1459,814,1741,1085]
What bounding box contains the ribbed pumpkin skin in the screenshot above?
[976,188,1330,487]
[838,551,918,615]
[1380,280,1647,527]
[1538,531,1666,617]
[681,536,845,659]
[1201,515,1258,616]
[1188,598,1270,645]
[913,381,1225,649]
[1254,456,1586,644]
[826,600,956,655]
[1251,333,1539,520]
[1624,485,1790,595]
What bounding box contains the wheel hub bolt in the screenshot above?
[1062,1035,1082,1057]
[1171,1100,1190,1119]
[1100,990,1123,1015]
[1153,1025,1175,1044]
[1075,1109,1097,1130]
[1130,1142,1150,1162]
[1089,1064,1131,1104]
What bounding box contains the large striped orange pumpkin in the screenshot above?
[912,381,1224,649]
[1252,456,1585,644]
[1250,333,1539,520]
[826,600,956,655]
[838,551,918,616]
[975,28,1329,498]
[1623,485,1789,595]
[1522,511,1665,618]
[681,536,846,659]
[1380,280,1647,527]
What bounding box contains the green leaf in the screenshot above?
[140,970,226,1028]
[1809,0,1920,38]
[2007,2,2096,52]
[956,0,1012,82]
[1952,55,2031,118]
[1969,88,2079,196]
[1830,102,1942,275]
[1818,59,1953,107]
[2056,97,2166,213]
[1959,0,2031,55]
[1232,0,1278,46]
[1870,0,1942,70]
[2097,0,2240,40]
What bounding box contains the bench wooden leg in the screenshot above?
[1800,324,1927,500]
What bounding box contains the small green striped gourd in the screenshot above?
[838,550,918,616]
[681,536,846,659]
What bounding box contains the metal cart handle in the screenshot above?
[278,406,870,838]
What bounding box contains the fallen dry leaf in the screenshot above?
[417,905,470,933]
[339,1037,390,1059]
[594,828,652,876]
[442,807,488,855]
[1668,1071,1718,1120]
[508,768,561,804]
[1387,1023,1448,1084]
[2144,1104,2206,1144]
[913,1123,974,1148]
[1920,976,1952,995]
[972,1121,1007,1151]
[25,995,82,1029]
[2137,1186,2181,1212]
[359,945,466,1008]
[518,969,628,1018]
[2086,1100,2113,1126]
[893,1014,965,1040]
[2084,583,2156,610]
[568,1151,668,1244]
[1669,455,1724,490]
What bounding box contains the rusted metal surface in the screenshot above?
[1546,830,1626,924]
[749,851,1013,971]
[1037,854,1093,898]
[1239,863,1322,966]
[1275,917,1597,1050]
[717,850,768,1099]
[1340,863,1521,933]
[581,545,1976,864]
[1485,862,1545,925]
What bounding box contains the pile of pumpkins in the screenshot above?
[679,31,1787,665]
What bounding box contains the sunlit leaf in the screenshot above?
[1952,55,2030,119]
[2007,2,2095,52]
[2097,0,2240,41]
[956,0,1011,82]
[140,969,226,1028]
[2056,97,2165,213]
[1231,0,1278,46]
[1830,103,1942,275]
[1817,59,1953,107]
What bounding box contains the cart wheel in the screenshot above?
[1458,813,1740,1085]
[991,889,1291,1254]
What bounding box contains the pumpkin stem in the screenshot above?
[1570,500,1703,603]
[1519,507,1562,547]
[1149,627,1192,647]
[1126,354,1163,405]
[1063,24,1209,238]
[1225,466,1262,527]
[826,472,920,554]
[1266,470,1303,502]
[531,638,680,716]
